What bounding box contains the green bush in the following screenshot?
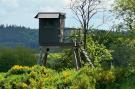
[86,36,112,67]
[0,73,5,80]
[45,36,112,71]
[0,65,98,89]
[7,65,31,75]
[0,65,135,89]
[96,68,116,89]
[0,47,37,72]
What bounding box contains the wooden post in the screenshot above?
[73,47,79,70]
[42,48,49,66]
[76,46,82,68]
[37,47,43,65]
[73,45,82,70]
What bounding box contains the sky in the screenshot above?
[0,0,115,29]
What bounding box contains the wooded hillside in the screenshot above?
[0,25,38,48]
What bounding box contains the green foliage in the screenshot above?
[96,67,135,89]
[114,68,135,89]
[0,65,57,89]
[0,65,135,89]
[90,30,135,68]
[0,47,36,72]
[72,66,98,89]
[114,0,135,30]
[0,65,98,89]
[47,49,75,71]
[49,36,112,71]
[0,66,58,88]
[111,42,135,68]
[119,69,135,89]
[0,73,5,80]
[0,25,38,49]
[108,33,135,68]
[86,36,112,67]
[90,30,123,48]
[96,67,116,89]
[114,0,135,13]
[7,65,31,75]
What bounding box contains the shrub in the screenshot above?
[96,69,116,89]
[7,65,31,75]
[0,65,134,89]
[86,36,112,67]
[0,73,5,80]
[72,66,98,89]
[0,65,98,89]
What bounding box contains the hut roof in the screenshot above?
[35,12,65,19]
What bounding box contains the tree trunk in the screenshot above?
[83,28,87,49]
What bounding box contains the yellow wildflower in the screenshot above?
[21,83,28,88]
[63,71,71,78]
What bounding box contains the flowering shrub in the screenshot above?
[0,65,134,89]
[8,65,31,75]
[0,65,97,89]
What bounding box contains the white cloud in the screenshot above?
[0,0,72,28]
[0,0,115,29]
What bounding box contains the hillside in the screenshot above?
[0,25,38,48]
[0,25,75,49]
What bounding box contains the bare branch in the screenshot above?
[70,0,103,49]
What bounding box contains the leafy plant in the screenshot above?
[86,36,112,67]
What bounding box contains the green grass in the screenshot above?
[48,53,63,60]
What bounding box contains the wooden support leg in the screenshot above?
[73,48,79,70]
[80,48,94,68]
[43,48,49,66]
[75,47,82,68]
[73,46,81,70]
[37,47,43,65]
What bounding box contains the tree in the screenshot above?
[112,0,135,68]
[86,36,112,68]
[70,0,102,49]
[114,0,135,30]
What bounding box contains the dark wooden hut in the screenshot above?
[35,12,71,46]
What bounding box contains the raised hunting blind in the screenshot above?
[35,12,94,70]
[35,12,72,46]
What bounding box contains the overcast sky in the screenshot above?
[0,0,114,29]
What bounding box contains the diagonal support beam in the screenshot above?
[80,48,94,68]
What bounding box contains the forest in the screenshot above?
[0,0,135,89]
[0,25,38,49]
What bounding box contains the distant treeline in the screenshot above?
[0,24,76,49]
[0,24,125,49]
[0,24,38,49]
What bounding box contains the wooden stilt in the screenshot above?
[80,48,94,68]
[73,47,79,70]
[38,47,44,65]
[73,46,82,70]
[42,48,49,66]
